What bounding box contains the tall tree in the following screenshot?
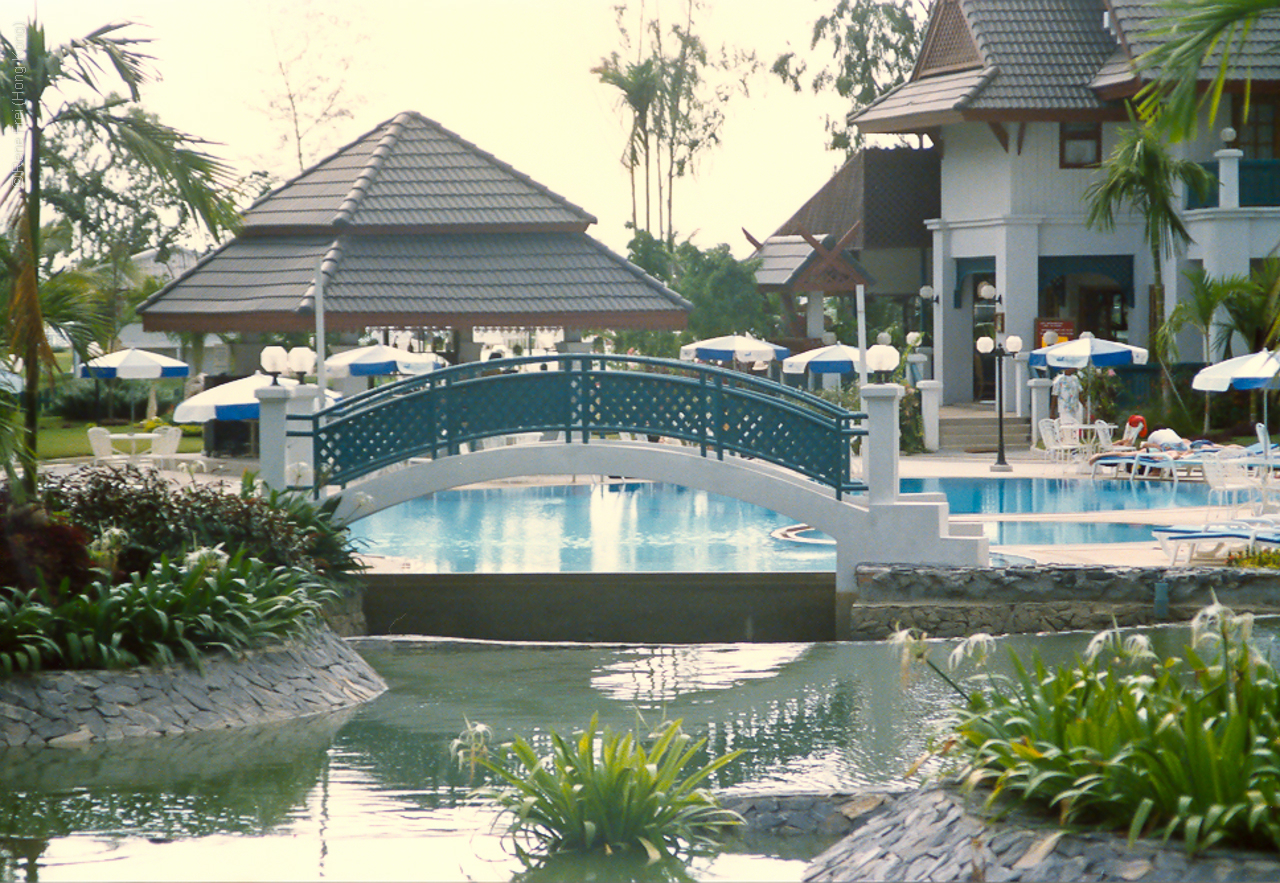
[262,2,364,173]
[771,0,927,155]
[0,20,240,492]
[594,1,756,245]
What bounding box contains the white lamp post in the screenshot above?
[260,346,288,384]
[865,343,900,384]
[976,333,1023,472]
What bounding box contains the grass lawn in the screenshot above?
[35,417,204,460]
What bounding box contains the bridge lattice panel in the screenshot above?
[302,356,868,495]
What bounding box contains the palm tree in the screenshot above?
[1084,119,1213,349]
[594,53,661,234]
[1162,267,1254,432]
[1135,0,1280,141]
[0,20,239,492]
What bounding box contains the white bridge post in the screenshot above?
[256,385,292,490]
[860,383,903,505]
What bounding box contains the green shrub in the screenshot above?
[456,715,743,861]
[927,606,1280,854]
[0,551,336,672]
[40,468,364,584]
[0,499,96,602]
[48,379,184,422]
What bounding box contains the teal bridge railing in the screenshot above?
[290,354,869,499]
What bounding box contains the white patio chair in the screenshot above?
[1200,452,1261,519]
[141,425,181,469]
[1038,418,1082,468]
[86,427,128,465]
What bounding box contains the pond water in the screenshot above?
[7,621,1272,882]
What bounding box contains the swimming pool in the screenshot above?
[347,477,1193,572]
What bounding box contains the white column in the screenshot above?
[860,384,903,506]
[918,380,942,452]
[1029,378,1052,448]
[1217,147,1243,209]
[1013,352,1030,417]
[805,292,825,338]
[255,385,293,490]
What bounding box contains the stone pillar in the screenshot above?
[1013,352,1030,417]
[918,380,942,452]
[1217,147,1243,209]
[861,384,903,506]
[255,385,293,490]
[1029,378,1052,448]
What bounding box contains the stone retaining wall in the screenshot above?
[0,627,386,749]
[848,565,1280,639]
[804,787,1280,882]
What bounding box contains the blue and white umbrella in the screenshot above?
[325,344,448,378]
[679,334,790,363]
[80,348,190,379]
[173,373,340,422]
[1193,349,1280,424]
[1192,349,1280,392]
[781,344,864,375]
[1028,333,1148,369]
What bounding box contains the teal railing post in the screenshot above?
[711,372,724,459]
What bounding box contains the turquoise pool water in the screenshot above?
[347,478,1191,572]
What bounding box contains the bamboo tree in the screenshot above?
[0,20,239,492]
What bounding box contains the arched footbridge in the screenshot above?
[259,355,987,607]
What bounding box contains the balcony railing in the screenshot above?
[1186,159,1280,209]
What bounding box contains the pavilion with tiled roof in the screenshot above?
[139,111,690,342]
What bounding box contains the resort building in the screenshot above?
[850,0,1280,405]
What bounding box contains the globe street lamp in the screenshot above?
[975,333,1023,472]
[865,343,900,384]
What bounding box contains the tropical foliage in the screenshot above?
[457,714,743,861]
[0,19,239,492]
[0,551,335,673]
[925,604,1280,855]
[37,467,365,585]
[1135,0,1280,141]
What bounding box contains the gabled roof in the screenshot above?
[751,148,937,291]
[241,112,597,234]
[854,0,1280,134]
[139,111,688,334]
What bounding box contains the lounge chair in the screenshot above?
[1152,519,1259,565]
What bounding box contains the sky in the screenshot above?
[12,0,862,258]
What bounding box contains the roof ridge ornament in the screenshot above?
[332,113,411,228]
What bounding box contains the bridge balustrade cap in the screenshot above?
[859,383,904,398]
[255,386,295,401]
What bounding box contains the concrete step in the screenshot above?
[940,415,1031,450]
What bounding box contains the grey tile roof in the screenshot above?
[241,111,597,233]
[1109,0,1280,82]
[854,0,1280,132]
[140,110,688,333]
[139,232,691,332]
